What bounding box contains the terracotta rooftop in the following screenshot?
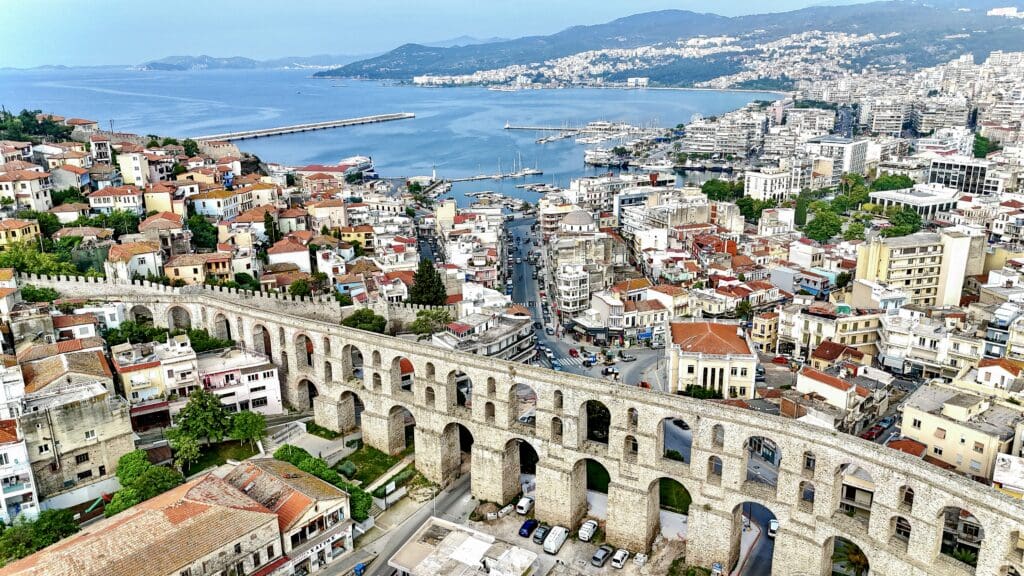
[267,237,307,255]
[669,322,752,356]
[139,212,184,231]
[811,340,865,362]
[978,357,1024,377]
[21,350,112,393]
[223,459,347,532]
[108,241,161,263]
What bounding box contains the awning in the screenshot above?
[130,401,170,416]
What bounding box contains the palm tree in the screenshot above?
[832,540,870,576]
[950,547,978,567]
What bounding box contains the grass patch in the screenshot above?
[192,440,258,473]
[586,460,610,493]
[667,559,710,576]
[659,478,692,515]
[305,421,340,440]
[337,445,402,486]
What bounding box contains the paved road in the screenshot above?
[357,475,475,576]
[738,504,776,576]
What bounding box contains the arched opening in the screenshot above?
[487,377,496,397]
[743,436,781,488]
[295,333,314,371]
[167,306,192,331]
[235,316,244,343]
[659,416,693,464]
[338,391,364,432]
[393,357,415,394]
[551,417,564,444]
[939,507,984,569]
[513,382,537,428]
[425,362,435,381]
[1001,566,1022,576]
[650,477,691,542]
[582,400,610,445]
[322,336,332,356]
[211,313,231,341]
[570,458,610,523]
[504,438,540,500]
[484,402,495,424]
[301,379,319,410]
[891,515,912,544]
[825,536,870,576]
[425,386,436,408]
[129,305,153,324]
[450,370,471,407]
[372,350,381,367]
[440,422,474,483]
[278,326,286,348]
[712,424,725,448]
[626,408,639,431]
[707,456,723,484]
[372,372,382,391]
[553,390,563,412]
[342,344,363,380]
[324,360,334,382]
[387,405,416,455]
[798,481,815,512]
[899,485,914,511]
[835,463,875,527]
[253,324,273,357]
[731,502,777,575]
[624,435,638,462]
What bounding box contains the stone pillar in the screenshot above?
[360,410,397,455]
[412,428,460,487]
[313,395,344,433]
[470,443,520,506]
[771,530,822,576]
[535,460,583,528]
[605,482,658,552]
[683,504,734,569]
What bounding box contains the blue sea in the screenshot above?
[0,68,778,205]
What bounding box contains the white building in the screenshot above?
[197,348,283,416]
[0,419,39,523]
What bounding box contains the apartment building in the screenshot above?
[0,419,39,523]
[115,151,149,187]
[110,334,199,428]
[855,230,974,307]
[867,183,960,219]
[744,167,794,202]
[0,170,53,211]
[877,310,984,380]
[87,185,145,216]
[431,310,536,363]
[666,321,757,399]
[777,301,883,360]
[198,348,283,416]
[0,220,40,252]
[928,155,1004,195]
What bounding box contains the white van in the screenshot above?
[543,526,569,555]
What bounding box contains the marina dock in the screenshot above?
[192,112,415,142]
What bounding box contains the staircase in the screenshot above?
[264,421,305,453]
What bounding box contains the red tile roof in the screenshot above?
[669,322,751,355]
[978,357,1024,376]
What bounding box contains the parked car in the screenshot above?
[767,519,780,538]
[519,519,539,537]
[582,359,594,368]
[638,381,651,389]
[532,525,551,545]
[543,526,569,554]
[772,356,790,365]
[518,414,536,425]
[545,327,555,335]
[592,545,614,567]
[620,354,637,362]
[552,360,563,371]
[533,321,542,329]
[860,425,885,440]
[578,520,599,542]
[516,496,535,515]
[610,549,630,569]
[879,416,896,428]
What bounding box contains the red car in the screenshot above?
[638,381,651,389]
[772,356,790,365]
[860,426,884,440]
[569,348,579,358]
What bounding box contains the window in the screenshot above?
[247,374,259,382]
[38,444,50,455]
[933,446,943,456]
[740,368,747,376]
[77,470,93,481]
[252,397,268,408]
[75,453,90,464]
[85,430,95,440]
[803,453,816,471]
[0,454,8,466]
[911,418,922,429]
[234,543,242,554]
[267,545,275,559]
[180,570,191,576]
[251,386,266,393]
[687,365,694,374]
[973,442,984,454]
[252,551,261,566]
[934,428,946,440]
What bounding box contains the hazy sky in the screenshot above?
[1,0,868,68]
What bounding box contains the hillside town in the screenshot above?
[2,33,1024,576]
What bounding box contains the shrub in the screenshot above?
[273,444,312,466]
[337,461,357,479]
[372,466,417,498]
[274,444,372,521]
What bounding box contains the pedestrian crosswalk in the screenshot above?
[556,355,585,367]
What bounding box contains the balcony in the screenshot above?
[2,482,29,494]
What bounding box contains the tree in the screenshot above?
[20,284,59,302]
[408,309,453,339]
[973,134,998,158]
[135,465,184,500]
[104,321,168,346]
[171,163,187,176]
[735,301,753,321]
[29,509,79,549]
[0,241,77,275]
[263,211,280,244]
[116,449,153,488]
[289,279,312,297]
[50,187,86,207]
[870,174,914,191]
[405,206,416,218]
[233,272,259,291]
[146,139,161,148]
[182,138,200,156]
[170,431,201,473]
[186,214,218,251]
[342,308,387,334]
[843,221,866,241]
[175,389,232,444]
[230,411,267,450]
[335,292,353,306]
[349,239,365,257]
[836,272,852,289]
[832,540,870,576]
[176,328,233,353]
[701,179,741,201]
[408,258,447,306]
[802,210,843,242]
[104,488,142,517]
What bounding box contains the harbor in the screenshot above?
[192,112,416,141]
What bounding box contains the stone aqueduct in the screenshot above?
[24,275,1024,576]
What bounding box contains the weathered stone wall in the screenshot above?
[23,274,1024,576]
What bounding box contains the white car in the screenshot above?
[515,496,534,515]
[610,549,630,569]
[767,519,780,538]
[578,519,598,542]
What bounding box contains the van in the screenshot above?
[543,526,569,554]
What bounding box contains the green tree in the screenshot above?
[803,210,844,242]
[171,163,187,176]
[349,239,365,257]
[870,174,914,191]
[408,308,453,339]
[50,187,86,207]
[104,321,168,345]
[289,279,312,297]
[342,308,387,334]
[973,134,998,158]
[182,138,200,156]
[233,272,259,291]
[0,242,77,275]
[115,449,153,487]
[832,540,870,576]
[175,388,232,444]
[146,138,160,148]
[263,211,279,244]
[843,221,866,241]
[335,292,353,306]
[14,211,62,238]
[836,271,852,289]
[175,328,232,353]
[186,215,218,251]
[230,411,267,450]
[104,488,142,517]
[170,431,201,473]
[700,179,740,201]
[29,509,79,549]
[135,465,184,500]
[20,284,59,302]
[408,258,447,306]
[735,300,753,321]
